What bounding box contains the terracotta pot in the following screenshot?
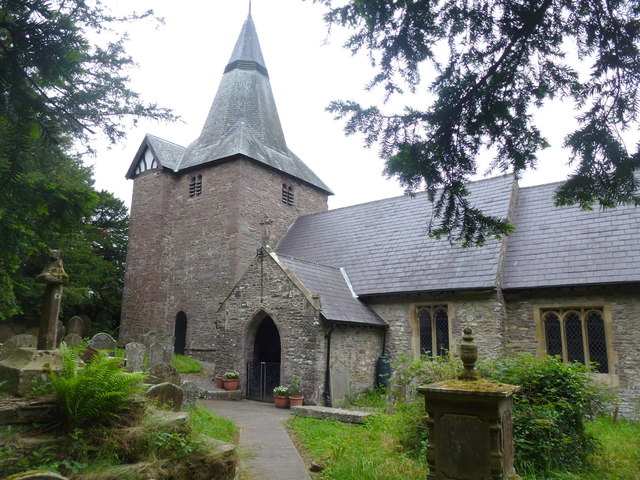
[274,395,289,408]
[215,375,224,388]
[288,395,303,407]
[223,378,239,391]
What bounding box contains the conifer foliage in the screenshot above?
[313,0,640,246]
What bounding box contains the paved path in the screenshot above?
[200,399,312,480]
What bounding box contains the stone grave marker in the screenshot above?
[181,381,201,406]
[330,360,350,407]
[148,342,173,368]
[66,316,84,337]
[79,345,99,363]
[147,382,184,411]
[142,331,157,348]
[125,342,146,372]
[35,249,68,350]
[156,334,175,345]
[89,333,116,352]
[55,320,66,346]
[147,363,180,385]
[62,333,82,348]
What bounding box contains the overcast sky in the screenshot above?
[91,0,588,210]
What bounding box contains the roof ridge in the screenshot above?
[276,253,341,271]
[145,133,185,149]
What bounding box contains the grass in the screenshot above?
[186,405,238,444]
[173,354,203,374]
[288,410,639,480]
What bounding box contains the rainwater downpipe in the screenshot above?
[323,323,336,407]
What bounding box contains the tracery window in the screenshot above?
[282,183,294,205]
[542,308,609,373]
[417,305,449,357]
[189,174,202,197]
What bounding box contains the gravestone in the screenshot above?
[89,333,116,352]
[147,382,184,411]
[79,345,99,363]
[147,363,180,385]
[125,342,146,372]
[181,381,201,406]
[142,331,157,348]
[55,320,65,346]
[156,334,175,345]
[330,360,350,407]
[62,333,82,348]
[66,316,84,337]
[148,342,173,368]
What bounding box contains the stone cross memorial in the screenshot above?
[35,250,68,350]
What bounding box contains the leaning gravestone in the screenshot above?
[330,360,350,408]
[142,331,157,348]
[148,342,173,368]
[62,333,82,348]
[147,363,181,385]
[125,342,146,372]
[147,382,184,411]
[181,381,201,406]
[66,316,84,337]
[89,333,116,352]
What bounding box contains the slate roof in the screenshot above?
[502,181,640,289]
[278,254,386,326]
[125,13,331,194]
[125,134,185,179]
[277,175,516,295]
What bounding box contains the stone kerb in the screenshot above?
[125,342,146,372]
[148,342,173,368]
[290,406,377,424]
[89,333,116,352]
[0,335,38,360]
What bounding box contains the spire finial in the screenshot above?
[249,0,252,15]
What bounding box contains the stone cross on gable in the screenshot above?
[35,249,68,350]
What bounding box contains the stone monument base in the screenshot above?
[0,348,63,396]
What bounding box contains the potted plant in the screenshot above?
[222,371,240,391]
[214,374,224,388]
[288,376,303,407]
[273,385,289,408]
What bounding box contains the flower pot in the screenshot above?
[223,378,239,391]
[274,395,289,409]
[288,395,303,407]
[215,375,224,388]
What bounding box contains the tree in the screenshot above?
[0,0,175,318]
[312,0,640,246]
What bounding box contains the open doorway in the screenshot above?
[174,311,187,355]
[245,313,281,401]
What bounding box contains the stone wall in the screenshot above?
[330,325,385,398]
[215,252,327,404]
[504,284,640,417]
[366,290,506,362]
[120,157,328,348]
[120,169,176,343]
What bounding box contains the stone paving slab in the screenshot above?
[291,405,377,424]
[201,399,310,480]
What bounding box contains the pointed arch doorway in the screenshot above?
[174,312,187,355]
[245,313,281,402]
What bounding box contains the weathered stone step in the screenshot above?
[290,405,378,424]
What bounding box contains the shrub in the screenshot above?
[482,354,612,474]
[288,376,300,396]
[50,343,146,431]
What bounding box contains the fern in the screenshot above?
[50,343,146,430]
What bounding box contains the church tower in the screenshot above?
[120,12,332,356]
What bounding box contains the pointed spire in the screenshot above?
[176,9,332,195]
[224,10,268,77]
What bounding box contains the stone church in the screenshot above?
[121,12,640,414]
